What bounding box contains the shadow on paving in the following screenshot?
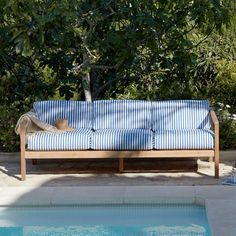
[0,157,233,186]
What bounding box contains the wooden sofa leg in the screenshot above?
[215,150,219,179]
[214,118,219,179]
[21,155,26,181]
[214,130,219,178]
[119,158,124,172]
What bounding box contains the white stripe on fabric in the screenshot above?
[27,128,92,150]
[91,129,153,150]
[93,100,152,130]
[152,100,210,130]
[153,129,214,150]
[33,100,92,129]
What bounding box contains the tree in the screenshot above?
[1,0,231,101]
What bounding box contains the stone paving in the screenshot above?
[0,151,236,236]
[0,151,235,187]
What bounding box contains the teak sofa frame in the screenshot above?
[19,110,219,181]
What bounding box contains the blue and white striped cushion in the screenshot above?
[33,100,92,129]
[91,129,153,150]
[153,129,214,149]
[27,128,92,150]
[152,100,211,130]
[93,100,152,129]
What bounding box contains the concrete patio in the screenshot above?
[0,151,236,236]
[0,151,235,187]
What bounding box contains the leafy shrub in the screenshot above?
[219,118,236,150]
[214,103,236,150]
[0,105,21,152]
[212,60,236,114]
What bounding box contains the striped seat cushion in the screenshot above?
[91,129,153,150]
[27,128,93,150]
[152,100,210,130]
[33,100,92,129]
[153,129,214,150]
[93,100,152,129]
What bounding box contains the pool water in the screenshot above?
[0,204,211,236]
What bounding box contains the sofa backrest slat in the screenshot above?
[33,99,210,131]
[93,100,152,130]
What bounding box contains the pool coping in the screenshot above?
[0,186,236,236]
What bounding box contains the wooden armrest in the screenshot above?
[210,110,219,127]
[19,118,28,135]
[19,118,29,149]
[210,110,219,178]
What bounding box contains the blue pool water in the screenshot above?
[0,204,211,236]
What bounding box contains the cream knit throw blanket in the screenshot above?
[15,111,64,137]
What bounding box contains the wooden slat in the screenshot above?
[25,150,214,159]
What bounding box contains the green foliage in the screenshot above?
[0,105,21,152]
[0,61,58,108]
[219,119,236,150]
[211,59,236,150]
[213,60,236,114]
[190,36,236,102]
[0,0,235,151]
[1,0,231,100]
[104,0,231,100]
[215,104,236,150]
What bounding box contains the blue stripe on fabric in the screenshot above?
[151,100,211,130]
[93,100,152,130]
[33,100,92,129]
[91,129,153,150]
[153,129,214,150]
[27,128,92,150]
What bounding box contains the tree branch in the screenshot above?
[192,24,216,49]
[71,59,90,74]
[90,61,122,70]
[90,65,116,70]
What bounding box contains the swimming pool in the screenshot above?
[0,204,211,236]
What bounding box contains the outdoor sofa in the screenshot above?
[18,100,219,180]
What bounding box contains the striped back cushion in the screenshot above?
[93,100,152,129]
[33,100,92,129]
[152,100,210,130]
